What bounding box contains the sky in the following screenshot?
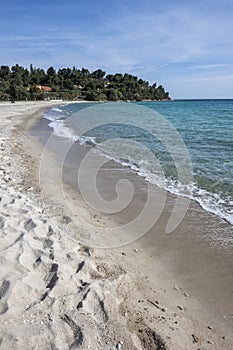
[0,0,233,99]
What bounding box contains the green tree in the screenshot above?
[91,69,106,79]
[0,65,10,79]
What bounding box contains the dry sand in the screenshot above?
[0,101,232,349]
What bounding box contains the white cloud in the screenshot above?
[187,64,229,70]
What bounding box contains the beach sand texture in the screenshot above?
[0,101,232,349]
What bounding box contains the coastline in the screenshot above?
[0,101,232,349]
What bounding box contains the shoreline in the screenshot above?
[41,100,233,227]
[0,101,232,349]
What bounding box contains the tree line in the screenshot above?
[0,64,170,101]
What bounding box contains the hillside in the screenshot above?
[0,64,170,102]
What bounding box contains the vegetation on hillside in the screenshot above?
[0,64,170,101]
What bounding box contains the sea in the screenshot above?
[43,99,233,226]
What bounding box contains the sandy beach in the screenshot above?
[0,101,232,350]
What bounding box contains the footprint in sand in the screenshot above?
[0,280,10,315]
[61,314,84,349]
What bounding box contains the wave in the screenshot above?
[43,106,66,122]
[43,108,233,226]
[51,106,65,113]
[44,108,97,145]
[97,150,233,225]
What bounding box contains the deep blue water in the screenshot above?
[44,100,233,224]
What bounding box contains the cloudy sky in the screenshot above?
[0,0,232,98]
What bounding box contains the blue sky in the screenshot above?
[0,0,233,98]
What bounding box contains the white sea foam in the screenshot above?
[43,106,67,122]
[44,109,97,146]
[48,119,78,140]
[51,107,64,113]
[78,135,97,146]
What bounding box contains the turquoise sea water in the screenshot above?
[44,100,233,225]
